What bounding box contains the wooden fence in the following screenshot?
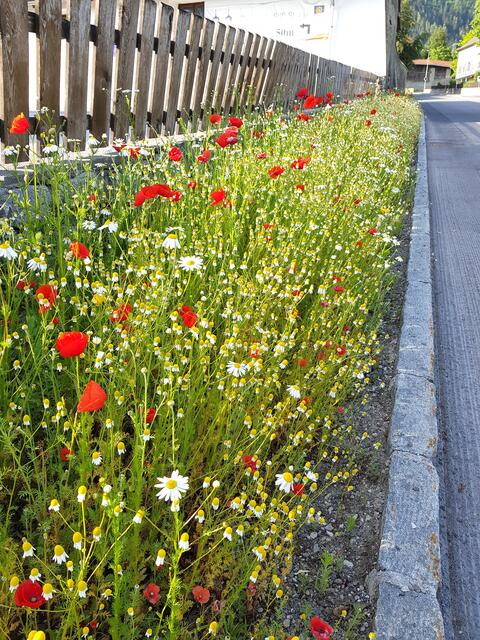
[0,0,378,151]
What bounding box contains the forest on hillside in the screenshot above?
[409,0,475,42]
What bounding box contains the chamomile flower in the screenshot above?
[178,255,203,272]
[42,583,54,600]
[29,568,41,582]
[77,580,88,598]
[52,544,68,564]
[155,470,189,502]
[48,498,60,512]
[98,220,118,233]
[133,509,145,523]
[179,532,189,550]
[9,576,19,592]
[287,384,301,399]
[77,485,87,502]
[155,548,166,567]
[0,241,18,260]
[27,254,47,272]
[227,361,247,377]
[162,233,180,250]
[275,471,294,493]
[22,540,35,557]
[72,531,83,549]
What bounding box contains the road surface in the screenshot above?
[419,94,480,640]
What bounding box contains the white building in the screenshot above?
[456,37,480,81]
[174,0,395,77]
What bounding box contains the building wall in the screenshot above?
[385,0,406,88]
[456,45,480,80]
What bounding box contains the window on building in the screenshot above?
[314,5,325,13]
[178,2,205,16]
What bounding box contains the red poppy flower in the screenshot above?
[310,616,334,640]
[242,455,258,471]
[337,406,345,414]
[210,113,222,124]
[365,119,372,127]
[256,152,267,159]
[56,332,89,358]
[291,156,311,170]
[77,380,107,413]
[325,91,334,105]
[9,113,30,135]
[229,116,243,128]
[87,194,97,203]
[146,408,156,424]
[356,240,363,247]
[367,227,378,235]
[134,183,180,207]
[60,447,74,462]
[252,130,265,138]
[192,585,210,604]
[36,284,58,312]
[16,279,36,290]
[168,146,183,162]
[263,223,275,230]
[293,483,304,495]
[14,580,45,608]
[296,113,311,122]
[370,108,377,115]
[304,95,317,109]
[134,191,146,206]
[295,87,309,99]
[334,285,345,293]
[110,303,132,323]
[297,358,308,368]
[315,96,324,106]
[268,165,285,179]
[197,149,212,163]
[179,305,198,328]
[295,183,305,190]
[336,345,346,356]
[210,189,226,206]
[353,198,361,205]
[188,180,198,189]
[69,241,90,260]
[216,131,238,148]
[143,583,160,605]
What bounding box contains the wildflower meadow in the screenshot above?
[0,91,420,640]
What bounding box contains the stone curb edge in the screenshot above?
[369,117,445,639]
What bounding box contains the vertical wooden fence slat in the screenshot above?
[39,0,62,126]
[67,0,91,148]
[113,0,140,138]
[192,18,214,121]
[164,9,190,134]
[254,38,274,104]
[263,41,283,105]
[234,31,254,108]
[150,3,174,135]
[204,22,226,115]
[134,0,157,139]
[249,36,267,103]
[224,28,245,115]
[0,0,29,149]
[92,0,117,142]
[180,12,203,123]
[215,26,236,112]
[240,33,260,104]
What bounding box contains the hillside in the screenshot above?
[409,0,475,43]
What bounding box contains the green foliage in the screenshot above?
[425,26,453,59]
[409,0,475,44]
[397,0,427,67]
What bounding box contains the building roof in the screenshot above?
[458,36,479,52]
[412,59,452,68]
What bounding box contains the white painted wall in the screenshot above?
[456,45,480,80]
[204,0,386,76]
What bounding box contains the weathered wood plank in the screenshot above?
[150,3,174,135]
[249,35,267,103]
[240,33,260,104]
[113,0,140,138]
[67,0,91,147]
[233,30,253,110]
[180,12,203,123]
[0,0,30,148]
[215,26,236,112]
[39,0,62,126]
[164,9,190,134]
[134,0,157,138]
[204,22,226,115]
[192,18,214,121]
[223,28,245,115]
[92,0,117,141]
[254,37,274,104]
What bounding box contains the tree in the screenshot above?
[472,0,480,38]
[425,26,454,60]
[396,0,426,67]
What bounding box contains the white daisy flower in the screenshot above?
[72,532,82,549]
[29,568,41,582]
[275,471,294,493]
[0,241,18,260]
[287,384,301,399]
[98,220,118,233]
[226,361,247,377]
[82,219,97,230]
[155,470,189,502]
[133,509,145,523]
[223,527,233,542]
[22,541,35,557]
[48,499,60,512]
[27,254,48,272]
[155,548,166,567]
[179,532,189,550]
[42,583,55,600]
[178,255,203,272]
[91,451,102,466]
[162,233,181,250]
[52,544,68,564]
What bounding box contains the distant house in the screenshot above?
[406,59,452,92]
[456,37,480,81]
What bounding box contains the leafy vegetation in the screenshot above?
[410,0,475,44]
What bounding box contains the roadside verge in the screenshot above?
[369,118,445,639]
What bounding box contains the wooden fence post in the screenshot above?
[135,0,157,139]
[92,0,117,142]
[114,0,140,139]
[67,0,91,148]
[39,0,62,129]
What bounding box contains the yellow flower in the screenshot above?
[27,632,46,640]
[208,621,218,635]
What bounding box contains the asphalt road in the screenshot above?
[419,94,480,640]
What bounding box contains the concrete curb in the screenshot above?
[370,118,445,639]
